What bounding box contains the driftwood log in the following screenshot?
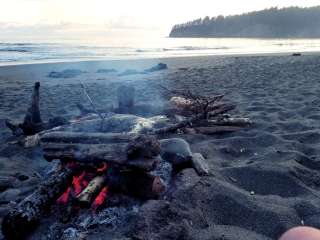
[193,126,245,135]
[6,82,67,136]
[41,133,160,171]
[152,103,235,134]
[2,166,75,240]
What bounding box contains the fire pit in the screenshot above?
[2,82,250,239]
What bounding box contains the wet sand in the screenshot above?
[1,53,320,239]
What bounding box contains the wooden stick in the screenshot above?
[198,117,252,127]
[76,174,108,208]
[79,80,106,128]
[152,103,235,134]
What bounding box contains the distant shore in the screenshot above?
[1,50,320,68]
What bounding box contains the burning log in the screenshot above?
[76,174,108,208]
[2,165,75,240]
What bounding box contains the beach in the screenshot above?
[1,53,320,239]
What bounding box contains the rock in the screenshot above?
[191,153,209,176]
[118,69,142,76]
[0,177,14,192]
[96,68,117,73]
[144,63,168,73]
[0,188,21,203]
[160,138,192,171]
[15,173,29,181]
[48,69,84,78]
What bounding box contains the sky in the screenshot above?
[0,0,320,40]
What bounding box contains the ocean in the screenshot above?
[1,37,320,66]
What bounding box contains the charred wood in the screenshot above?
[108,170,166,200]
[2,166,75,240]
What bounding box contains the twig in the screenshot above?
[79,80,106,129]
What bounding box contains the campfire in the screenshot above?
[2,81,252,239]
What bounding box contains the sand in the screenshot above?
[1,53,320,239]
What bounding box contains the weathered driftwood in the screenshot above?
[191,153,209,176]
[194,126,244,135]
[41,131,136,144]
[76,174,108,208]
[6,82,67,136]
[197,117,252,127]
[2,166,75,240]
[152,103,235,134]
[117,85,135,112]
[42,134,160,171]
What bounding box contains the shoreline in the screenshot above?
[1,50,320,68]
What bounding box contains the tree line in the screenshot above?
[169,6,320,38]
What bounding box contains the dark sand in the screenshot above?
[1,54,320,239]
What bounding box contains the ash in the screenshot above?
[151,157,173,186]
[44,204,140,240]
[77,206,138,230]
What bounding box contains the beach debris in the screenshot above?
[118,63,168,76]
[41,133,160,171]
[48,69,85,78]
[5,82,68,136]
[96,68,117,74]
[191,153,209,176]
[144,63,168,73]
[117,85,135,111]
[150,85,251,135]
[160,138,193,171]
[118,69,141,76]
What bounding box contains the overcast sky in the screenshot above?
[1,0,319,38]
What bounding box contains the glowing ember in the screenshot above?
[73,171,87,195]
[97,163,108,173]
[57,187,71,204]
[57,163,109,209]
[92,186,108,211]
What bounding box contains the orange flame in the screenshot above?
[57,187,71,204]
[92,186,108,211]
